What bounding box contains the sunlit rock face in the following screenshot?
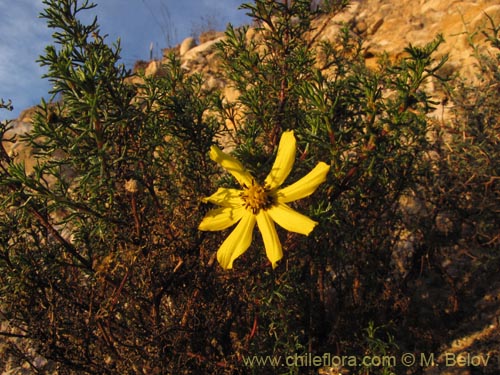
[5,0,500,171]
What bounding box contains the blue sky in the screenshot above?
[0,0,249,120]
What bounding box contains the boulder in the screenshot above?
[179,36,197,56]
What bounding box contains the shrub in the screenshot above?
[0,1,498,374]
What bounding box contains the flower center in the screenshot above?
[241,181,274,214]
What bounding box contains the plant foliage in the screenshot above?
[0,0,498,374]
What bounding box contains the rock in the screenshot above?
[2,119,36,174]
[144,60,166,77]
[180,37,224,71]
[179,36,197,56]
[350,0,500,79]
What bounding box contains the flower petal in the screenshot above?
[256,211,283,268]
[202,187,244,207]
[276,162,330,203]
[264,130,296,189]
[267,203,318,235]
[198,206,246,231]
[217,212,256,269]
[209,145,254,187]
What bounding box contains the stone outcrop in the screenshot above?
[351,0,500,78]
[134,0,499,134]
[165,0,500,94]
[179,36,197,56]
[2,107,37,174]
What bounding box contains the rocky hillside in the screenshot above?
[5,0,500,167]
[1,1,499,374]
[149,0,500,104]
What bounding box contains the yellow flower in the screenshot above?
[199,130,330,269]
